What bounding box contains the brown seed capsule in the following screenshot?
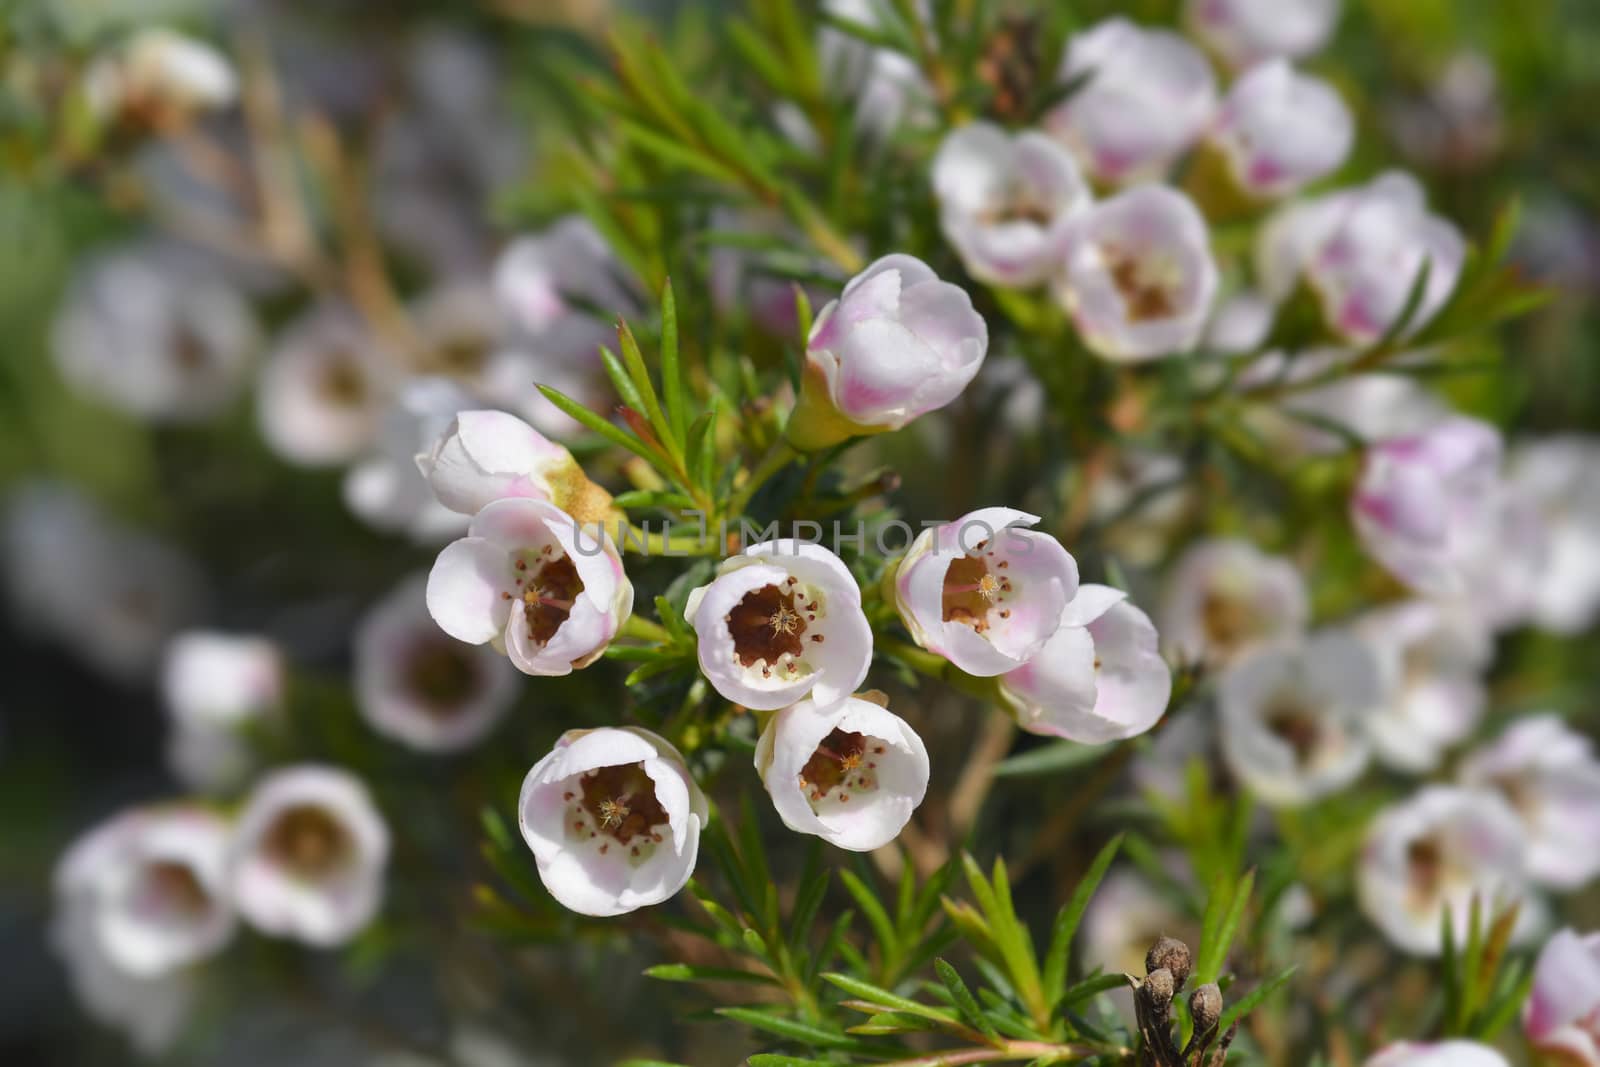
[1146,935,1192,991]
[1141,966,1175,1007]
[1190,982,1223,1032]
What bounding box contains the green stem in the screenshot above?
[878,636,1005,706]
[879,1040,1119,1066]
[724,437,799,520]
[624,523,722,557]
[619,614,672,644]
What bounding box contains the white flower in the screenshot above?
[1351,415,1506,598]
[1459,715,1600,891]
[1205,291,1276,354]
[1000,585,1172,744]
[416,408,601,520]
[931,122,1092,288]
[1357,785,1540,956]
[51,902,194,1057]
[427,498,632,676]
[343,378,476,544]
[84,28,237,123]
[1217,631,1379,806]
[356,572,518,754]
[517,726,706,916]
[56,806,235,978]
[2,482,205,682]
[1353,602,1490,773]
[1185,0,1341,70]
[231,765,390,946]
[162,631,285,791]
[755,692,929,851]
[1234,349,1449,456]
[1055,185,1219,362]
[257,304,398,467]
[1256,172,1465,345]
[1362,1042,1509,1067]
[52,241,259,422]
[789,254,988,450]
[893,507,1080,677]
[1159,538,1308,667]
[1046,18,1217,185]
[819,0,933,138]
[1209,60,1353,199]
[1524,928,1600,1065]
[493,216,638,342]
[1508,435,1600,635]
[686,540,871,710]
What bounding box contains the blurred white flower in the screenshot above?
[257,304,398,467]
[518,726,706,916]
[416,409,596,519]
[1209,60,1353,199]
[1353,601,1490,773]
[343,378,476,544]
[686,540,871,710]
[355,572,518,754]
[410,281,548,415]
[789,254,988,449]
[2,482,205,682]
[1000,584,1172,743]
[931,122,1092,287]
[427,499,632,676]
[84,27,237,124]
[1357,785,1539,956]
[1056,185,1219,362]
[1508,436,1600,635]
[231,765,390,946]
[1459,715,1600,891]
[1046,18,1217,185]
[755,692,929,851]
[1218,630,1379,806]
[494,216,638,342]
[1205,290,1276,354]
[56,806,235,978]
[1524,928,1600,1065]
[162,631,284,792]
[52,241,260,422]
[52,899,195,1057]
[894,507,1080,677]
[1185,0,1341,70]
[819,0,933,138]
[1257,172,1465,345]
[1387,51,1504,172]
[1362,1042,1509,1067]
[1159,538,1308,667]
[1235,348,1449,455]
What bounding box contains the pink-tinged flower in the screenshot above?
[161,631,285,792]
[1159,538,1308,667]
[1508,436,1600,635]
[427,498,632,677]
[256,304,398,467]
[1256,172,1465,345]
[344,378,475,544]
[231,765,390,946]
[518,727,706,916]
[789,254,988,450]
[1046,18,1218,185]
[1459,715,1600,891]
[932,122,1092,288]
[356,573,519,754]
[55,806,235,978]
[819,0,934,138]
[1357,785,1540,956]
[1351,416,1506,598]
[755,692,930,851]
[686,541,872,710]
[52,241,260,423]
[83,28,237,124]
[1185,0,1341,70]
[1209,60,1354,199]
[1524,928,1600,1065]
[417,408,613,523]
[1362,1042,1509,1067]
[1217,631,1379,807]
[1205,291,1276,354]
[1353,602,1490,774]
[493,216,638,341]
[894,507,1080,677]
[1000,585,1172,744]
[1056,185,1220,362]
[1234,348,1449,456]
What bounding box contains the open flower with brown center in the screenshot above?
[356,572,518,753]
[755,692,930,852]
[230,765,390,946]
[1217,630,1379,807]
[1357,785,1540,957]
[256,303,398,468]
[1159,538,1309,668]
[893,507,1079,677]
[685,540,872,711]
[518,727,707,916]
[427,498,632,676]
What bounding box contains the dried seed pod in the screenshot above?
[1146,934,1193,990]
[1190,982,1223,1032]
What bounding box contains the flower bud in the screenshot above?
[84,28,238,128]
[1524,928,1600,1065]
[787,255,987,451]
[1190,982,1223,1032]
[1145,935,1193,990]
[417,409,615,524]
[161,631,285,792]
[1141,966,1175,1006]
[1209,60,1354,199]
[518,727,706,916]
[1185,0,1341,71]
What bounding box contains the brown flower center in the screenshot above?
[942,552,1011,633]
[431,335,489,377]
[404,639,479,718]
[798,728,886,805]
[171,324,209,371]
[1265,698,1322,768]
[1406,836,1444,909]
[318,353,367,406]
[518,553,584,646]
[1199,590,1257,655]
[575,762,668,847]
[265,805,351,879]
[727,581,812,670]
[1105,246,1178,323]
[145,860,210,917]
